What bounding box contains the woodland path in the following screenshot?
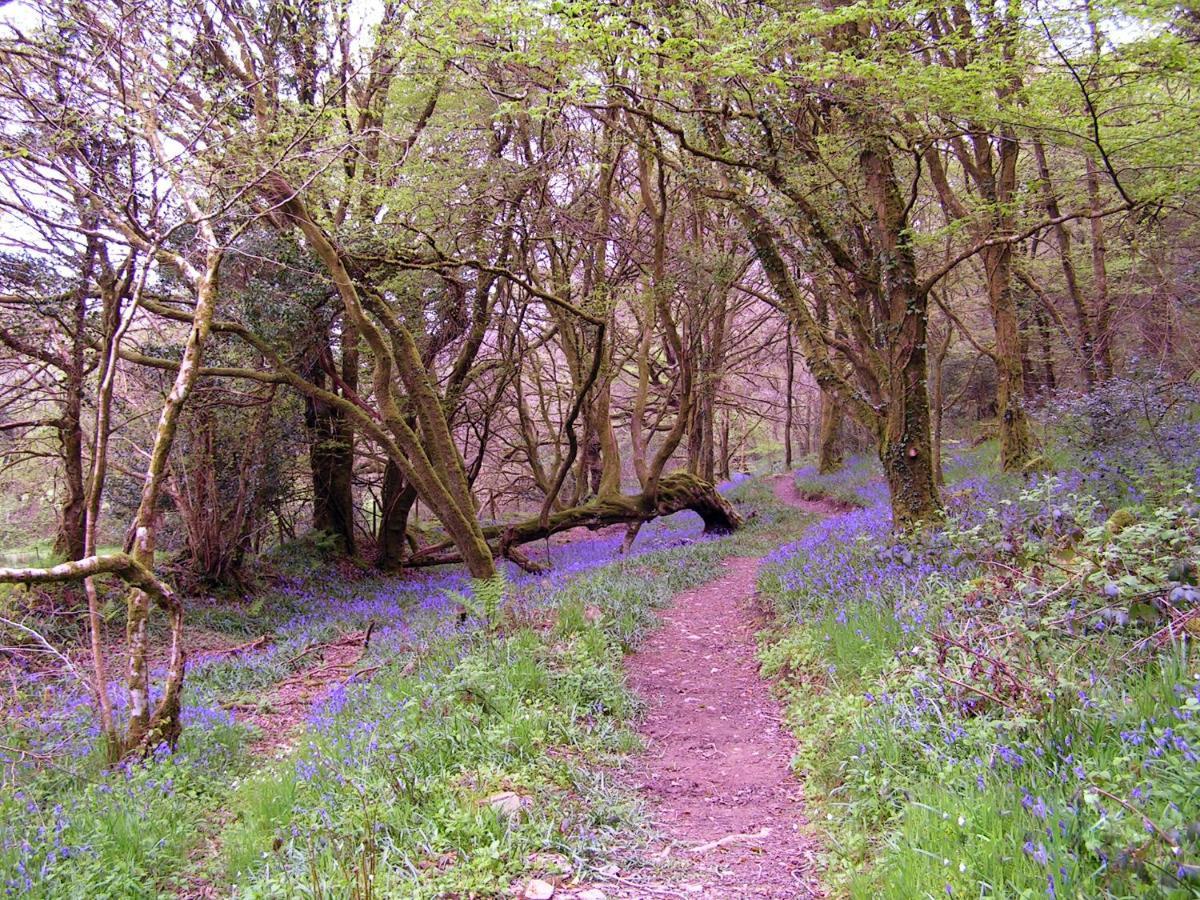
[597,476,830,899]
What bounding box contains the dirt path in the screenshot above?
[603,475,826,899]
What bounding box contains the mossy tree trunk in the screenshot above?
[306,388,356,554]
[929,322,952,486]
[735,141,943,531]
[122,237,223,756]
[975,120,1034,471]
[985,239,1036,471]
[10,210,226,760]
[55,308,87,561]
[878,368,942,530]
[816,389,844,475]
[267,176,498,580]
[921,1,1035,472]
[861,139,943,528]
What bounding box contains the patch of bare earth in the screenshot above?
[230,627,376,756]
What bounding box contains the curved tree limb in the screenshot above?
[408,471,742,570]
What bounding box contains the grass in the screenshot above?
[4,481,806,898]
[198,538,736,898]
[793,455,882,509]
[0,716,249,898]
[758,448,1200,898]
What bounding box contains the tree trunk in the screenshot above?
[54,267,90,562]
[930,325,952,486]
[983,241,1035,470]
[1037,304,1057,395]
[784,322,795,470]
[816,389,843,474]
[56,374,86,561]
[878,387,941,530]
[982,122,1034,470]
[719,410,731,480]
[1032,139,1100,386]
[376,460,416,570]
[304,328,355,555]
[861,141,941,529]
[925,113,1032,470]
[122,235,223,757]
[308,395,356,554]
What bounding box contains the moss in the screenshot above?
[1021,454,1049,475]
[1105,507,1139,535]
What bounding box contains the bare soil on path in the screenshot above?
[599,475,827,899]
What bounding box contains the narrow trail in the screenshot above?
[606,476,828,899]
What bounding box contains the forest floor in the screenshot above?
[11,444,1199,899]
[2,474,844,900]
[575,477,834,900]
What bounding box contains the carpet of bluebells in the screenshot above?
[0,492,755,898]
[760,388,1200,898]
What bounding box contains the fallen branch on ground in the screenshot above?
[407,471,742,568]
[205,635,271,660]
[686,827,772,854]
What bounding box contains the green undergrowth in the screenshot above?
[759,449,1200,898]
[1,537,732,897]
[197,538,741,898]
[1,476,803,898]
[0,714,252,899]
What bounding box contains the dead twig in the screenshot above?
[204,634,271,660]
[1088,783,1179,851]
[940,673,1021,712]
[0,616,85,688]
[686,827,772,854]
[1123,607,1200,662]
[285,629,366,667]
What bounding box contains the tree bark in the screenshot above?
[307,395,356,554]
[930,324,952,486]
[376,460,417,570]
[121,238,222,756]
[924,118,1033,469]
[53,238,96,562]
[817,389,844,474]
[784,322,795,470]
[861,140,942,528]
[983,240,1035,469]
[265,175,496,579]
[406,471,742,570]
[304,323,355,554]
[878,372,941,529]
[55,361,87,561]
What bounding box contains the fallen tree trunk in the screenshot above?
[407,471,742,571]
